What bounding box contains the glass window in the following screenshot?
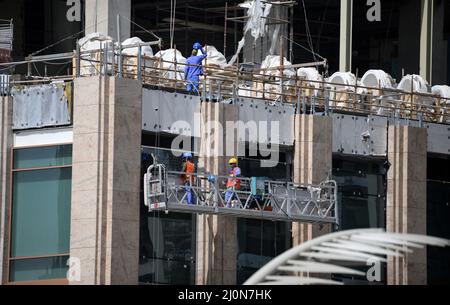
[9,145,72,283]
[139,212,196,285]
[333,158,386,230]
[427,156,450,285]
[11,168,72,258]
[237,219,291,285]
[9,256,69,283]
[13,145,72,170]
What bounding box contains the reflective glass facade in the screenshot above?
[9,145,72,283]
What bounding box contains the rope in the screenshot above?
[282,35,326,62]
[120,14,161,42]
[300,0,317,62]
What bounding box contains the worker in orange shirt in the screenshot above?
[225,158,241,208]
[181,152,196,205]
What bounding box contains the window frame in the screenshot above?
[7,143,72,285]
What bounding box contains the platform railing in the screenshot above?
[2,46,449,125]
[75,47,449,124]
[144,169,338,224]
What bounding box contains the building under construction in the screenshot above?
[0,0,449,285]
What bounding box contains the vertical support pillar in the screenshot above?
[292,115,332,246]
[196,102,238,285]
[387,126,427,285]
[85,0,131,42]
[420,0,434,83]
[0,95,13,284]
[70,76,142,285]
[339,0,353,72]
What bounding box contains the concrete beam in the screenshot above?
[292,115,333,246]
[85,0,131,42]
[387,125,427,285]
[196,102,238,285]
[339,0,353,72]
[0,95,13,284]
[70,76,142,285]
[420,0,434,83]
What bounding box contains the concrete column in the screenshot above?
[85,0,131,42]
[339,0,353,72]
[420,0,434,83]
[70,76,142,285]
[292,115,332,246]
[196,102,239,285]
[432,0,447,84]
[0,95,13,284]
[387,125,427,285]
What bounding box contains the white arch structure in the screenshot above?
[244,229,450,285]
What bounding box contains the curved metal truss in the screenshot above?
[244,229,450,285]
[143,160,338,223]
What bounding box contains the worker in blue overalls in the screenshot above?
[184,42,207,93]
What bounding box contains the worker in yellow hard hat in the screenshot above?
[225,157,241,208]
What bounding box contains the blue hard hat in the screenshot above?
[193,42,202,50]
[182,152,193,159]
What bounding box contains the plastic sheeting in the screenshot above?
[241,0,272,41]
[154,49,186,81]
[360,70,394,89]
[360,70,395,115]
[398,74,433,108]
[260,55,296,78]
[297,68,323,89]
[256,55,296,99]
[142,89,201,137]
[227,0,272,66]
[121,37,154,74]
[327,72,357,91]
[78,32,114,76]
[11,83,71,130]
[121,37,154,56]
[432,85,450,99]
[202,45,227,68]
[397,74,430,93]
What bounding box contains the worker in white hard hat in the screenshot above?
[225,158,241,208]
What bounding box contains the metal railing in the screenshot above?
[1,44,449,125]
[144,163,338,224]
[74,46,450,125]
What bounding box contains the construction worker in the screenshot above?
[181,152,196,205]
[184,42,207,93]
[225,158,241,208]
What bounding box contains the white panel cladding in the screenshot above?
[426,123,450,155]
[237,97,295,146]
[142,89,201,137]
[332,113,388,157]
[14,127,73,148]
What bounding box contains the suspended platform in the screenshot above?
[144,160,339,224]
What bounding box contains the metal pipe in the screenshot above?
[137,45,142,81]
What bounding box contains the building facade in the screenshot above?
[0,0,449,285]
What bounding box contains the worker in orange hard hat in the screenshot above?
[225,157,241,208]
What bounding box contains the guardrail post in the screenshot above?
[137,45,142,81]
[325,93,330,116]
[76,42,81,77]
